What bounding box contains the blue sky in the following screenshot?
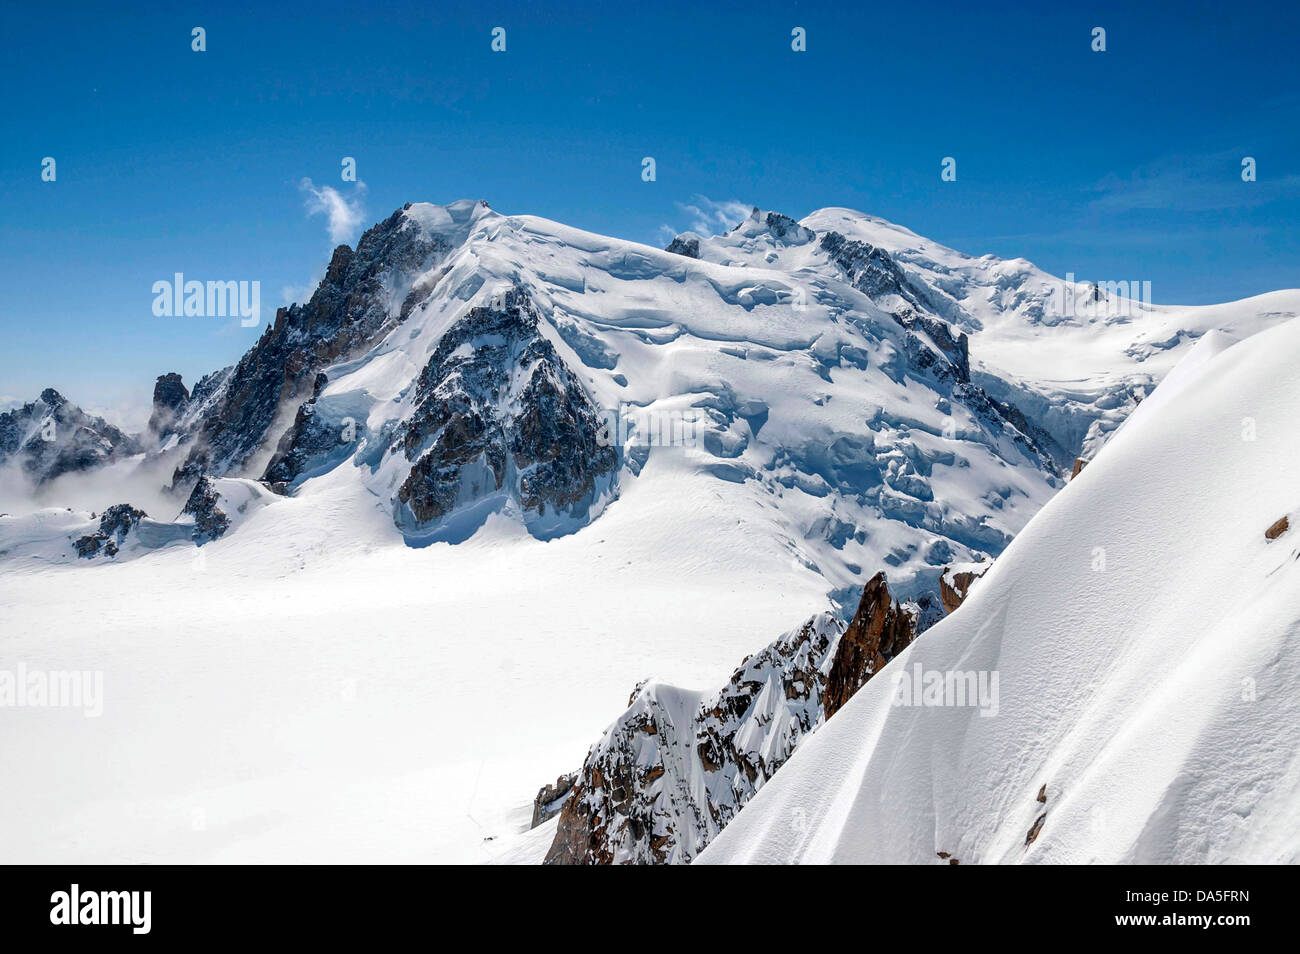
[3,0,1297,421]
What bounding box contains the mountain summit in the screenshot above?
[7,200,1299,613]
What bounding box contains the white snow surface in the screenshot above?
[2,201,1297,863]
[700,316,1300,864]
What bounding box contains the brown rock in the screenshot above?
[1071,457,1089,479]
[939,563,989,615]
[823,572,917,720]
[1265,515,1289,541]
[1025,812,1047,846]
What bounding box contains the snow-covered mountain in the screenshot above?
[0,388,141,487]
[12,199,1295,605]
[2,200,1296,864]
[698,320,1300,865]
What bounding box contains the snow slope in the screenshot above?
[801,208,1300,459]
[699,316,1300,865]
[3,201,1297,864]
[0,450,834,862]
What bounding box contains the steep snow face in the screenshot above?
[699,316,1300,865]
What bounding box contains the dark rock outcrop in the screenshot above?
[262,389,353,486]
[664,235,700,258]
[181,476,230,544]
[823,571,918,720]
[394,286,616,526]
[1266,515,1289,541]
[147,373,190,441]
[940,562,991,615]
[74,503,148,558]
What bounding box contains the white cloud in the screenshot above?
[299,178,368,244]
[672,195,753,236]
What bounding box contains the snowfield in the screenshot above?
[1,452,829,862]
[699,318,1300,865]
[2,201,1297,864]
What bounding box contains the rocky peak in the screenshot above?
[181,476,230,544]
[664,234,700,258]
[0,390,140,484]
[544,571,920,865]
[171,205,462,488]
[391,285,617,532]
[729,207,817,245]
[823,571,918,719]
[148,373,190,440]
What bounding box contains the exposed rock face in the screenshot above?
[531,773,577,829]
[181,476,230,544]
[821,230,972,384]
[817,228,1071,477]
[172,205,456,488]
[261,377,349,486]
[952,382,1067,475]
[147,373,190,442]
[1071,457,1089,479]
[393,286,617,527]
[823,571,918,719]
[544,573,919,865]
[0,389,141,483]
[744,210,816,245]
[74,504,148,558]
[940,561,991,614]
[1266,515,1289,541]
[664,235,700,258]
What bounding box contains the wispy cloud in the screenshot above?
[663,194,753,238]
[299,178,368,244]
